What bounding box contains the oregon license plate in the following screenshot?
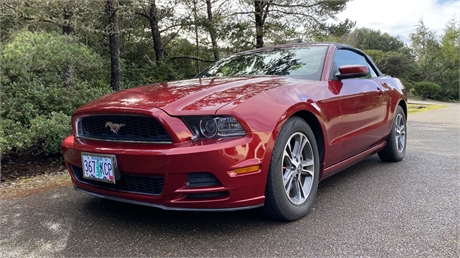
[82,153,118,184]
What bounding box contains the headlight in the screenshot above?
[200,118,218,138]
[182,116,245,139]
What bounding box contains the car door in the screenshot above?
[332,49,390,160]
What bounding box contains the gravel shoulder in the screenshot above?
[0,156,71,199]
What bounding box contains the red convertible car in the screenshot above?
[61,43,407,221]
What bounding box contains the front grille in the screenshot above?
[78,115,172,143]
[71,165,164,195]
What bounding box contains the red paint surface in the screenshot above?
[61,43,407,210]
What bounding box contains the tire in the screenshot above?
[262,117,320,221]
[378,105,407,162]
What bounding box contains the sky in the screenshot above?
[336,0,460,44]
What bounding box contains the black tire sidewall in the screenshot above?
[265,117,320,221]
[379,105,406,162]
[392,106,407,160]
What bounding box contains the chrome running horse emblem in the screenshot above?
[105,122,125,134]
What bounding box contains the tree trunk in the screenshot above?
[62,2,74,87]
[206,0,219,61]
[148,0,164,62]
[254,0,268,48]
[193,0,200,73]
[105,0,121,91]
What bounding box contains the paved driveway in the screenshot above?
[1,103,458,257]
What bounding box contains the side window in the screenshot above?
[332,49,378,79]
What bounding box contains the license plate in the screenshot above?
[81,153,118,184]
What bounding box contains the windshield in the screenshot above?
[196,46,328,80]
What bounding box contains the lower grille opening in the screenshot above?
[185,192,229,199]
[186,173,222,187]
[70,165,164,195]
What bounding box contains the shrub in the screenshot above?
[412,81,440,100]
[0,112,72,156]
[400,79,415,97]
[0,30,112,157]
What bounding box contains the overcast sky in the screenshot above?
[336,0,460,44]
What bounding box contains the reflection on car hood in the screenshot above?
[76,76,295,115]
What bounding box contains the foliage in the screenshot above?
[399,78,416,97]
[344,28,407,53]
[2,30,108,86]
[122,61,187,89]
[412,81,441,100]
[433,19,460,101]
[0,112,71,156]
[365,50,416,79]
[409,18,459,101]
[409,19,442,82]
[235,0,351,47]
[1,30,112,156]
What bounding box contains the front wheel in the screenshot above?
[262,117,320,221]
[378,105,407,162]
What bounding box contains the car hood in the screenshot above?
[76,76,296,116]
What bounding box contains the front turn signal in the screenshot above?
[228,165,261,177]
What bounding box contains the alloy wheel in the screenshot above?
[282,132,315,205]
[395,113,406,153]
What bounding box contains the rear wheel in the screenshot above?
[378,105,406,162]
[262,117,320,221]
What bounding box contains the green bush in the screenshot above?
[0,81,112,156]
[0,30,112,157]
[400,79,415,97]
[0,112,72,156]
[412,81,440,100]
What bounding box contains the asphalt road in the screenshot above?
[1,103,458,257]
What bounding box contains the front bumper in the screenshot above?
[61,134,270,210]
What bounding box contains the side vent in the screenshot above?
[185,192,229,199]
[186,173,222,188]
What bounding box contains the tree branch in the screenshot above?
[231,11,254,15]
[262,1,271,24]
[162,24,184,46]
[135,11,150,20]
[168,56,215,63]
[270,2,322,9]
[159,23,186,33]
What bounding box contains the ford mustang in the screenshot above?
[61,43,407,221]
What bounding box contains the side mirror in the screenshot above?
[336,65,369,80]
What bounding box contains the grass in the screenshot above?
[407,103,448,114]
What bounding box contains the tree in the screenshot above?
[1,0,91,87]
[409,19,441,82]
[135,0,164,62]
[205,0,219,61]
[313,18,356,42]
[341,27,408,53]
[435,18,460,100]
[364,50,416,79]
[62,1,76,87]
[235,0,351,48]
[105,0,121,91]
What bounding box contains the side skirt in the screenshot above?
[321,142,386,180]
